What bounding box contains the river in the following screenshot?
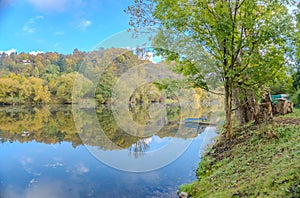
[0,105,218,198]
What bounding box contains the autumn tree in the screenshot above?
[55,72,93,104]
[126,0,296,138]
[0,73,50,104]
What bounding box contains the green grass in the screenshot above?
[180,109,300,197]
[278,109,300,119]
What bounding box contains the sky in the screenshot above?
[0,0,134,54]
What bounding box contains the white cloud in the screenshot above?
[22,26,36,34]
[0,48,17,55]
[76,164,89,174]
[77,19,92,31]
[133,51,162,63]
[20,157,33,166]
[2,180,79,198]
[29,51,44,55]
[22,16,44,34]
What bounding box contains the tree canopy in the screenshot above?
[126,0,297,138]
[0,48,156,105]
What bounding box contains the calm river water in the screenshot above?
[0,105,217,198]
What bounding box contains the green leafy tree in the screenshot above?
[292,4,300,90]
[271,75,294,95]
[291,3,300,106]
[126,0,295,138]
[96,70,116,104]
[295,3,300,64]
[293,70,300,91]
[55,72,93,104]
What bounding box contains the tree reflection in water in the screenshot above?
[129,138,150,158]
[0,104,182,149]
[0,101,221,158]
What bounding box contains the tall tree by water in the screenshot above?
[125,0,296,138]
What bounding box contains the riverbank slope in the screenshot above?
[181,109,300,197]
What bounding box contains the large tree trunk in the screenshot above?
[224,79,233,139]
[233,88,258,125]
[234,88,273,125]
[232,51,260,125]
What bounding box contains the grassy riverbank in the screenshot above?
[180,109,300,197]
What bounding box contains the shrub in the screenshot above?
[291,90,300,107]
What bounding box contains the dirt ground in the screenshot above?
[273,117,300,125]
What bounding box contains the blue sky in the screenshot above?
[0,0,133,54]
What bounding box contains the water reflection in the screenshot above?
[129,138,150,158]
[0,105,203,152]
[0,130,218,198]
[0,104,221,197]
[0,105,81,147]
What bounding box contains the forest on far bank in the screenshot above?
[0,46,299,109]
[0,48,179,105]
